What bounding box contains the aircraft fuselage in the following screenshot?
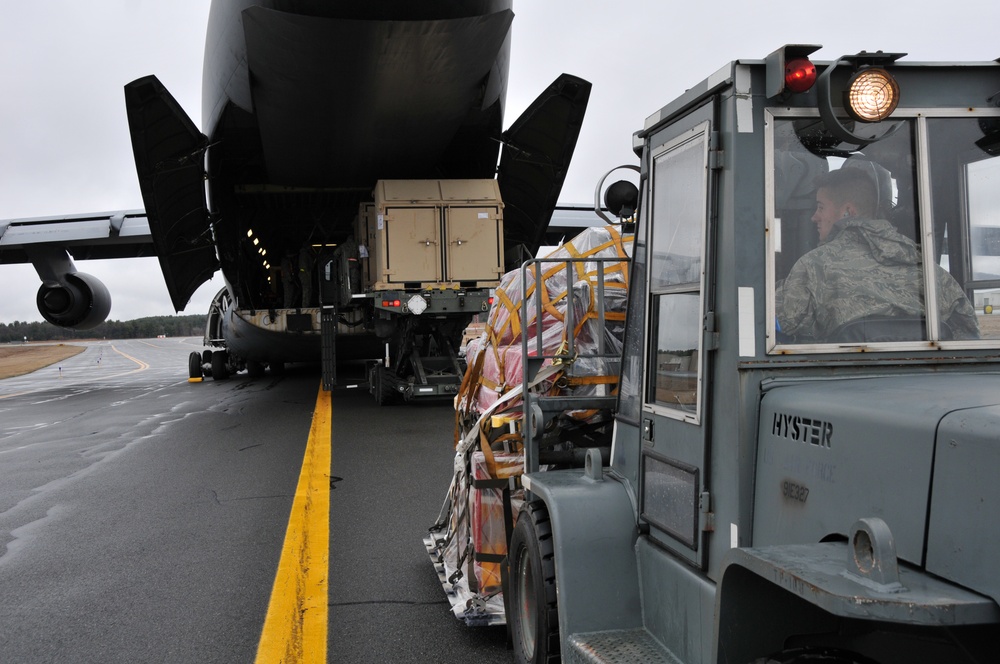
[201,0,514,313]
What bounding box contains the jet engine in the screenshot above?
[36,272,112,330]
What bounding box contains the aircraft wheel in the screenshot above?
[246,360,265,378]
[210,350,229,380]
[202,349,212,365]
[508,500,560,664]
[188,352,203,379]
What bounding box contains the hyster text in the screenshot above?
[772,412,833,448]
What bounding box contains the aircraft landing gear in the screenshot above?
[210,350,230,380]
[188,352,203,379]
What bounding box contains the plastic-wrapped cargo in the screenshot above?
[426,225,633,625]
[457,225,632,419]
[470,451,524,594]
[428,449,523,625]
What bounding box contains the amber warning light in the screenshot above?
[845,67,900,122]
[785,57,818,93]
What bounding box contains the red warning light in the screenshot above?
[784,57,817,93]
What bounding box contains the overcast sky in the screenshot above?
[2,1,999,324]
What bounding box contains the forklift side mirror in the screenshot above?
[593,164,640,225]
[604,180,639,220]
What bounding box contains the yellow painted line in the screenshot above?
[107,344,151,378]
[255,385,331,663]
[0,343,148,398]
[0,390,35,401]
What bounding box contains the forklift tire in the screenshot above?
[188,352,202,379]
[210,351,229,380]
[508,500,560,664]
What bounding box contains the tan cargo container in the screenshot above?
[359,179,504,291]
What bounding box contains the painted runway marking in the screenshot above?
[107,344,150,377]
[0,390,36,401]
[255,385,331,664]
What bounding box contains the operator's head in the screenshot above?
[811,168,879,242]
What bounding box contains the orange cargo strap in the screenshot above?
[454,348,487,447]
[494,287,522,341]
[479,424,523,479]
[563,374,619,386]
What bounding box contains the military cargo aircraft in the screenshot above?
[0,0,592,380]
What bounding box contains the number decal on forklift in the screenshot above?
[782,480,810,503]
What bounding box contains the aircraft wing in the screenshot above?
[0,210,154,329]
[497,73,592,270]
[535,204,614,250]
[0,210,153,265]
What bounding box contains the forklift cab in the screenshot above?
[768,84,1000,349]
[509,45,1000,664]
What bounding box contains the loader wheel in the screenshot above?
[508,500,559,664]
[210,350,229,380]
[369,364,396,406]
[188,352,202,379]
[750,647,881,664]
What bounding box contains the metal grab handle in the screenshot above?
[419,239,438,246]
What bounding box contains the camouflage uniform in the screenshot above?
[776,217,980,341]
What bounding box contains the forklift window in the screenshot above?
[648,127,708,415]
[770,114,995,348]
[618,241,647,424]
[927,118,1000,341]
[772,118,926,344]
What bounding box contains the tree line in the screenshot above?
[0,315,205,343]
